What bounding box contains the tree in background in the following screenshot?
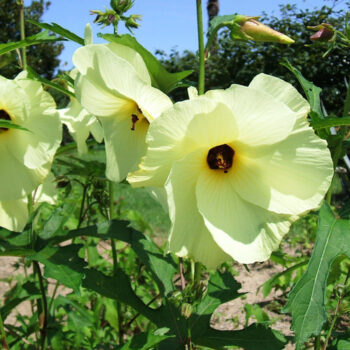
[0,0,63,79]
[207,0,219,26]
[158,3,350,116]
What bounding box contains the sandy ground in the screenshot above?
[0,254,295,349]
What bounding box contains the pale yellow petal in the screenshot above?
[0,137,50,200]
[249,73,310,120]
[230,119,333,215]
[196,169,292,263]
[107,43,151,85]
[166,149,231,268]
[205,86,296,146]
[128,98,230,188]
[101,115,149,182]
[0,198,28,232]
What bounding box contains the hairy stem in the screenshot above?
[19,0,27,69]
[0,312,9,350]
[323,270,350,350]
[196,0,205,95]
[34,262,48,350]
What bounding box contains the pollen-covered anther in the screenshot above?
[0,109,11,132]
[207,144,235,173]
[131,114,139,131]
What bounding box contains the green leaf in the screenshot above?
[281,59,323,117]
[0,120,29,132]
[191,270,242,337]
[196,324,286,350]
[244,304,270,326]
[0,281,40,321]
[284,202,350,349]
[82,268,160,324]
[117,329,173,350]
[0,30,61,56]
[99,34,193,93]
[312,116,350,129]
[26,20,84,45]
[0,229,34,257]
[28,245,87,295]
[26,66,75,98]
[338,340,350,350]
[42,220,177,296]
[260,260,308,297]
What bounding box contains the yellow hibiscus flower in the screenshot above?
[73,43,172,182]
[128,74,334,268]
[0,73,61,201]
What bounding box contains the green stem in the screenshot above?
[108,180,123,344]
[314,335,321,350]
[323,270,350,350]
[0,313,9,350]
[194,262,202,286]
[326,77,350,204]
[34,261,48,350]
[77,184,88,229]
[19,0,27,69]
[48,281,59,314]
[342,78,350,119]
[196,0,205,95]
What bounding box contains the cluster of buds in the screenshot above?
[90,0,141,33]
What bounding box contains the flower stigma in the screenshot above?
[130,106,147,131]
[0,109,11,132]
[207,144,235,173]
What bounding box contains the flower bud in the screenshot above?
[110,0,134,14]
[181,303,193,319]
[308,23,335,42]
[125,14,141,30]
[235,15,294,44]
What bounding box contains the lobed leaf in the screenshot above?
[26,66,75,98]
[0,30,61,56]
[42,220,177,296]
[26,20,84,45]
[195,324,286,350]
[281,59,324,117]
[312,116,350,129]
[117,329,173,350]
[284,202,350,349]
[28,245,87,295]
[99,33,193,93]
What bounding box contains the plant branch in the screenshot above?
[19,0,27,69]
[34,261,48,350]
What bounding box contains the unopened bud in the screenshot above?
[181,303,193,319]
[110,0,133,14]
[236,16,294,44]
[308,23,335,42]
[125,14,141,30]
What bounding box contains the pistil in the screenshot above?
[207,144,235,173]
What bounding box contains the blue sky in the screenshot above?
[25,0,348,70]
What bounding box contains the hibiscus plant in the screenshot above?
[0,0,349,349]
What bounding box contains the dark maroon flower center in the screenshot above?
[0,109,11,132]
[207,144,235,173]
[130,106,146,131]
